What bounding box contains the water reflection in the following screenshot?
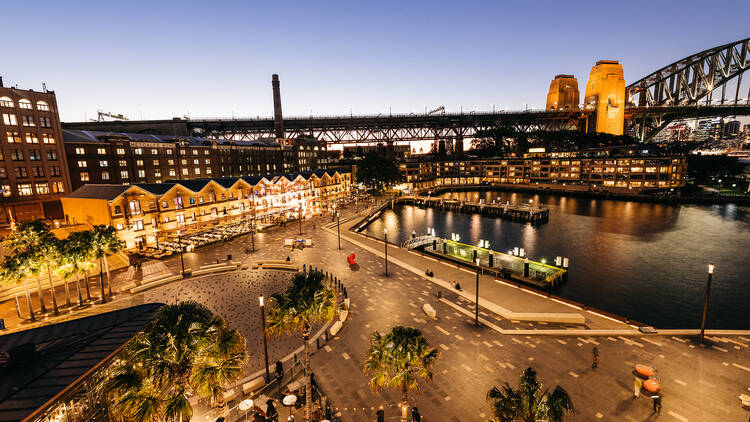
[366,191,750,329]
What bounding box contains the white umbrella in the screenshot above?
[238,399,254,421]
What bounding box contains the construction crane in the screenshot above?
[93,110,129,122]
[428,106,445,115]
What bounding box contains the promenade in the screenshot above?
[0,197,749,421]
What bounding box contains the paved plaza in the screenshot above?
[1,199,749,421]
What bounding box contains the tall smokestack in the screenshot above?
[272,74,285,139]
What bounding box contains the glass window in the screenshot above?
[14,167,28,178]
[151,149,158,155]
[49,166,61,176]
[1,185,10,196]
[136,160,144,166]
[152,159,159,165]
[0,167,5,178]
[51,182,64,193]
[80,172,89,181]
[30,150,42,161]
[35,183,49,194]
[134,148,142,155]
[39,117,52,128]
[2,114,17,125]
[102,171,110,180]
[21,115,35,127]
[17,184,33,196]
[97,147,106,155]
[25,133,38,144]
[6,131,20,143]
[41,134,55,144]
[182,168,188,175]
[0,97,13,108]
[129,200,141,215]
[18,99,32,110]
[99,160,108,167]
[36,101,49,111]
[75,147,84,154]
[77,160,87,167]
[32,166,44,177]
[116,148,125,155]
[118,160,127,166]
[47,150,58,160]
[169,169,176,176]
[120,170,129,179]
[133,220,144,231]
[138,170,145,178]
[174,196,183,209]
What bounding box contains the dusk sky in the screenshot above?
[2,0,749,122]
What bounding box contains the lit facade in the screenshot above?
[546,74,580,110]
[61,170,352,250]
[584,60,626,135]
[399,149,686,194]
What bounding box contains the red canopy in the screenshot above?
[643,378,660,393]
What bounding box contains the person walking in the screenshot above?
[634,377,642,397]
[592,346,599,369]
[376,408,384,422]
[652,395,662,413]
[411,406,421,422]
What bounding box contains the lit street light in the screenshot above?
[699,263,714,345]
[475,258,480,326]
[384,228,388,277]
[177,230,185,275]
[259,296,270,382]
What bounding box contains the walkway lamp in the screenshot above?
[335,206,341,250]
[251,219,255,252]
[699,264,714,345]
[259,296,270,382]
[299,205,303,235]
[384,228,388,277]
[475,258,480,326]
[177,230,185,275]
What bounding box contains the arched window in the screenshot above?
[36,101,50,111]
[0,97,13,108]
[18,99,32,110]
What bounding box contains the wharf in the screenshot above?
[398,195,549,223]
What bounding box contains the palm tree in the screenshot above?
[487,367,574,422]
[266,270,339,421]
[90,225,122,303]
[60,231,94,307]
[0,251,37,321]
[100,301,247,422]
[363,326,439,422]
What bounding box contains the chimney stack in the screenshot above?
[0,76,4,88]
[272,74,285,139]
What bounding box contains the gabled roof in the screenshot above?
[0,304,162,422]
[63,184,132,200]
[169,179,212,193]
[136,182,177,196]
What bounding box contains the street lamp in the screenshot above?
[699,263,714,345]
[384,228,388,276]
[475,258,480,326]
[177,230,185,275]
[299,205,303,235]
[336,209,341,250]
[259,296,270,382]
[251,219,255,252]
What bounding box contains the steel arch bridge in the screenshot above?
[62,38,750,143]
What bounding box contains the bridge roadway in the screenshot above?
[62,104,750,143]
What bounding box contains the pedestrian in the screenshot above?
[411,406,421,422]
[634,377,642,397]
[592,346,599,369]
[376,408,384,422]
[652,395,661,413]
[266,399,278,421]
[454,281,462,291]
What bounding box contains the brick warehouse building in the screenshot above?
[0,80,72,224]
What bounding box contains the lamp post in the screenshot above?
[336,209,341,250]
[251,219,255,252]
[384,228,388,277]
[475,258,480,326]
[699,264,714,345]
[177,230,185,275]
[259,296,270,382]
[299,205,303,235]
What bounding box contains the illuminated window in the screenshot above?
[0,97,13,108]
[32,167,44,177]
[46,150,58,160]
[77,160,87,168]
[195,168,201,175]
[18,99,32,110]
[118,160,126,167]
[80,172,89,181]
[21,115,35,127]
[166,149,173,155]
[138,170,145,178]
[134,148,143,155]
[75,147,85,154]
[120,170,128,178]
[6,131,20,143]
[193,159,199,165]
[0,167,5,178]
[14,167,28,178]
[18,184,33,196]
[169,169,176,177]
[41,134,55,144]
[28,150,41,161]
[99,160,108,167]
[116,148,126,155]
[35,183,49,194]
[2,114,17,125]
[192,150,198,155]
[36,101,49,111]
[182,168,188,175]
[136,160,144,166]
[152,159,159,165]
[97,148,106,155]
[1,185,10,196]
[133,220,144,231]
[51,182,64,193]
[25,133,38,144]
[49,166,61,176]
[102,171,110,180]
[39,117,52,128]
[129,200,141,215]
[151,149,158,155]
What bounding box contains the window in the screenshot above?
[80,172,90,181]
[116,148,125,155]
[152,159,159,165]
[193,159,199,165]
[21,115,35,127]
[120,170,128,179]
[134,148,142,155]
[174,196,183,209]
[36,101,49,111]
[136,160,143,166]
[0,167,5,178]
[25,133,38,144]
[154,170,161,178]
[206,168,212,175]
[46,150,58,160]
[49,165,61,176]
[11,150,23,161]
[151,149,158,155]
[75,147,84,154]
[182,168,188,175]
[35,183,49,194]
[169,169,176,177]
[116,223,123,230]
[17,184,33,196]
[161,200,168,209]
[192,150,198,155]
[51,182,64,193]
[118,160,127,167]
[1,185,10,196]
[204,159,210,164]
[39,117,52,128]
[97,147,106,155]
[168,159,174,165]
[99,160,108,167]
[77,160,87,168]
[137,170,145,178]
[181,159,187,165]
[128,200,141,215]
[2,114,17,125]
[166,149,173,155]
[133,220,144,231]
[101,171,110,180]
[41,134,55,144]
[194,168,201,175]
[6,131,20,143]
[204,150,209,155]
[0,97,13,108]
[32,166,44,177]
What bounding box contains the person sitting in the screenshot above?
[425,269,431,276]
[454,281,462,291]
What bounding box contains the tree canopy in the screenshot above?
[356,153,402,191]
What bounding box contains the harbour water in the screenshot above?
[364,190,750,329]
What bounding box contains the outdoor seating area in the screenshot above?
[136,220,255,259]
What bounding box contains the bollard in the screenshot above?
[325,271,329,279]
[325,331,329,341]
[316,337,320,349]
[563,257,569,268]
[344,287,348,298]
[473,248,477,262]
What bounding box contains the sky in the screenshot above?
[2,0,749,122]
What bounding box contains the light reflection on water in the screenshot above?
[365,191,750,329]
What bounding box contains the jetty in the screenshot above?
[398,195,549,224]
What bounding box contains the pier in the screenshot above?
[398,195,549,224]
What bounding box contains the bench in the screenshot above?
[329,320,343,336]
[339,310,348,323]
[130,274,184,294]
[258,263,299,272]
[422,304,436,320]
[242,376,266,395]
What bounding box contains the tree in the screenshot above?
[0,251,37,321]
[356,153,402,192]
[90,225,122,303]
[487,367,573,422]
[363,326,439,422]
[266,270,339,421]
[60,231,95,306]
[99,301,247,422]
